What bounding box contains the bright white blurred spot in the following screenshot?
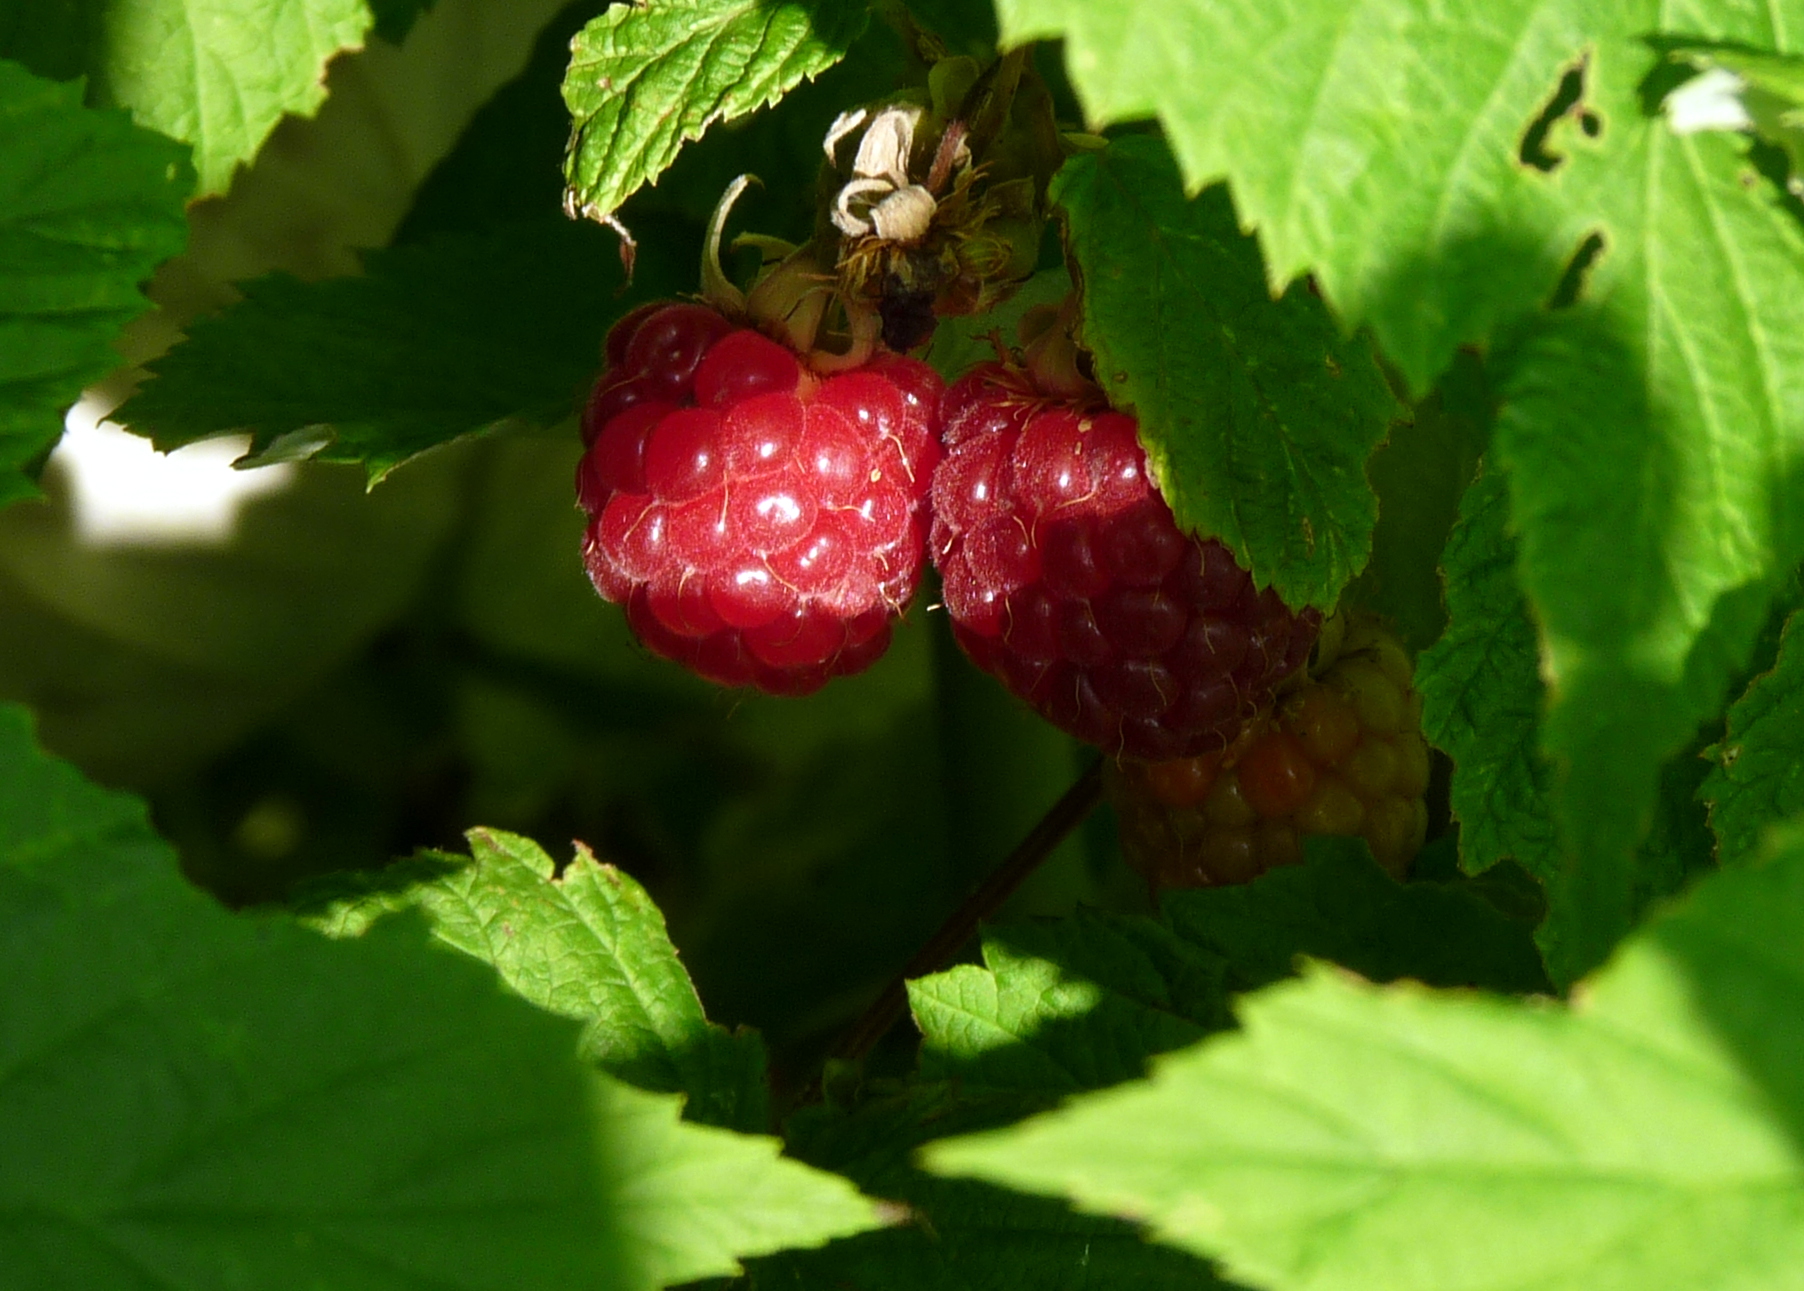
[1666,68,1753,134]
[57,395,296,547]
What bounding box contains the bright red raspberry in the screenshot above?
[930,363,1318,758]
[578,303,942,695]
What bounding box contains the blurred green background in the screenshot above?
[0,0,1129,1078]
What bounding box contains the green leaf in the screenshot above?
[1052,137,1398,610]
[302,826,769,1132]
[1703,609,1804,868]
[997,0,1596,390]
[0,702,882,1288]
[1418,465,1719,984]
[1162,836,1552,997]
[593,1076,886,1288]
[1492,107,1804,977]
[560,0,867,223]
[1670,45,1804,182]
[908,841,1548,1103]
[909,910,1222,1098]
[1415,467,1559,889]
[1680,47,1804,105]
[117,218,686,481]
[767,843,1544,1289]
[1010,1,1804,978]
[1343,348,1490,652]
[927,825,1804,1291]
[752,1090,1235,1291]
[0,59,189,506]
[628,15,912,244]
[1,0,373,195]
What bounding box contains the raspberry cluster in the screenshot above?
[928,363,1320,760]
[1109,621,1431,888]
[577,302,942,695]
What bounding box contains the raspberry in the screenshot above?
[578,303,942,695]
[930,362,1320,759]
[1109,619,1432,888]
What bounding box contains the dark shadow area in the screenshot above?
[750,840,1552,1288]
[751,1089,1243,1291]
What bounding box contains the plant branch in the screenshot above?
[829,757,1104,1064]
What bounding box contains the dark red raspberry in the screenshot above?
[578,303,942,695]
[930,363,1319,758]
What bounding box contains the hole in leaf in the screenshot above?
[1548,231,1606,309]
[1519,56,1591,172]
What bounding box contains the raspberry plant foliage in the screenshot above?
[0,60,189,505]
[7,1,1804,1289]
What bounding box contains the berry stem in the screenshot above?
[829,757,1104,1064]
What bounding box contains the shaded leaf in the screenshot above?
[0,60,189,506]
[1052,137,1397,609]
[1416,467,1559,888]
[1492,109,1804,977]
[1703,609,1804,868]
[0,703,880,1289]
[2,0,373,195]
[117,219,687,481]
[924,265,1070,384]
[909,841,1548,1104]
[751,1089,1236,1291]
[303,826,769,1131]
[929,824,1804,1291]
[1343,348,1490,652]
[1162,836,1551,997]
[368,0,438,45]
[1007,2,1804,980]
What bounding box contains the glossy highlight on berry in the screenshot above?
[577,303,941,694]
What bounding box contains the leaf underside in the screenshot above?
[117,219,687,482]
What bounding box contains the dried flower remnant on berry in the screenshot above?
[824,48,1063,350]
